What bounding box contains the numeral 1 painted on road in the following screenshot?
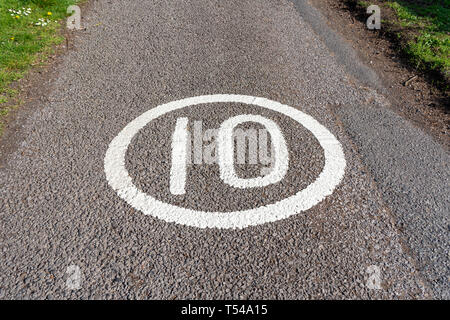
[170,117,189,195]
[169,115,289,195]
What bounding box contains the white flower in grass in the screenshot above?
[35,17,51,27]
[8,7,31,17]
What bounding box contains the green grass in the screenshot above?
[357,1,371,7]
[0,0,78,133]
[384,1,450,84]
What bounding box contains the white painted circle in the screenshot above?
[104,94,346,229]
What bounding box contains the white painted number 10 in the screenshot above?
[170,115,289,195]
[104,95,346,228]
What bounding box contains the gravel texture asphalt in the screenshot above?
[0,0,448,299]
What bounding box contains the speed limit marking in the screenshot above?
[104,94,346,229]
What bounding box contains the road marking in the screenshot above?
[169,114,288,193]
[169,117,189,195]
[217,114,288,188]
[104,94,346,229]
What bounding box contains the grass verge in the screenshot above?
[0,0,78,135]
[357,0,449,90]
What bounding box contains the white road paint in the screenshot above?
[169,117,189,195]
[217,114,288,188]
[104,94,346,229]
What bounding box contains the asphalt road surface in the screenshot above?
[0,0,448,299]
